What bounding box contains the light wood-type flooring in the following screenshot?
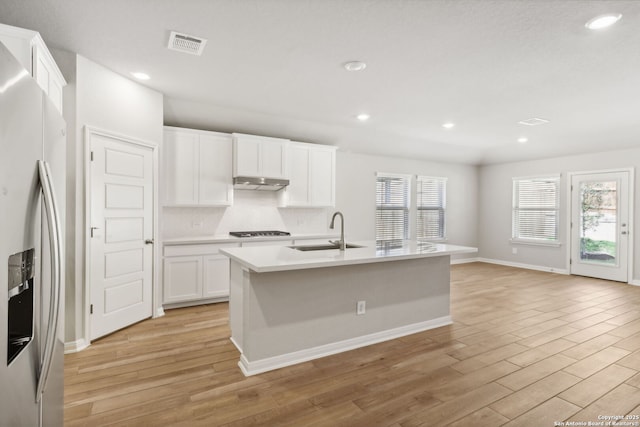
[64,262,640,426]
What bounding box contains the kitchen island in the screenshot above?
[221,240,477,376]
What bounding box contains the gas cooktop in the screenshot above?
[229,230,291,238]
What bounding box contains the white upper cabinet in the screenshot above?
[198,133,234,205]
[232,133,289,179]
[280,142,336,207]
[309,145,336,206]
[163,127,233,207]
[0,23,66,114]
[285,144,312,205]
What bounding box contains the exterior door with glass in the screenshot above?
[570,171,630,282]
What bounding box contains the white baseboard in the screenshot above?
[64,338,90,354]
[477,257,569,275]
[238,315,452,376]
[162,297,229,311]
[154,306,165,318]
[229,336,242,352]
[630,279,640,286]
[451,257,480,265]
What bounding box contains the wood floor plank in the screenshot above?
[446,407,510,427]
[617,350,640,371]
[563,321,619,343]
[567,384,640,424]
[501,397,581,426]
[615,333,640,352]
[490,371,581,419]
[562,333,622,360]
[430,360,520,401]
[63,263,640,426]
[399,382,512,427]
[559,364,637,407]
[496,354,576,391]
[563,347,630,379]
[506,338,576,367]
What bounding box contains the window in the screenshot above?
[376,173,410,242]
[512,176,560,243]
[417,176,447,240]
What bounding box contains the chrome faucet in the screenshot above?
[329,211,345,251]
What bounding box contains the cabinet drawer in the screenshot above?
[164,242,239,257]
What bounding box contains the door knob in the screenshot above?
[145,239,154,245]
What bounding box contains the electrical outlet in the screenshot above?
[356,300,366,315]
[512,247,518,255]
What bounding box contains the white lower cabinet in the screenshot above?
[163,243,239,305]
[163,256,203,304]
[203,254,231,298]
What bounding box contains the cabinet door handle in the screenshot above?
[145,239,154,245]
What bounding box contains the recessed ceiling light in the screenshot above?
[357,113,370,121]
[518,117,549,126]
[442,122,455,129]
[585,13,622,30]
[344,61,367,71]
[517,137,528,144]
[131,72,150,80]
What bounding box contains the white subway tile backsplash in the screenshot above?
[162,191,330,238]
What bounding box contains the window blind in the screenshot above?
[376,173,410,242]
[512,176,560,241]
[417,176,446,240]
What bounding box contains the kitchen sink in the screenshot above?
[289,243,365,251]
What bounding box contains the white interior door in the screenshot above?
[570,171,630,282]
[90,133,154,340]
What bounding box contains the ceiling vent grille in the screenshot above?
[518,117,549,126]
[167,31,207,56]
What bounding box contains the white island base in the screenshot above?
[228,254,454,376]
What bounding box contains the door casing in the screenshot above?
[566,168,635,283]
[83,126,161,346]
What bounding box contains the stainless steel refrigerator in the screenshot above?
[0,41,66,426]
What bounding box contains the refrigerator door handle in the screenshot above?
[35,160,63,403]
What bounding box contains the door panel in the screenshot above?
[90,133,153,340]
[105,218,143,243]
[571,171,630,282]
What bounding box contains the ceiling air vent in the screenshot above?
[518,117,550,126]
[167,31,207,56]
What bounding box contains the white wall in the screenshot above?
[162,192,330,238]
[335,151,479,255]
[479,147,640,282]
[55,53,163,346]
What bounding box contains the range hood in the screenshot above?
[233,176,289,191]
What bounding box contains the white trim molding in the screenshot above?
[238,316,452,376]
[450,257,480,265]
[64,338,90,354]
[565,167,635,283]
[477,257,569,275]
[83,125,160,346]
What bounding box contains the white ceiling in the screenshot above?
[1,0,639,165]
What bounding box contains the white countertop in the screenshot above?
[220,240,478,272]
[163,233,338,246]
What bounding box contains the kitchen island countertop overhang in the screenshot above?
[220,240,478,273]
